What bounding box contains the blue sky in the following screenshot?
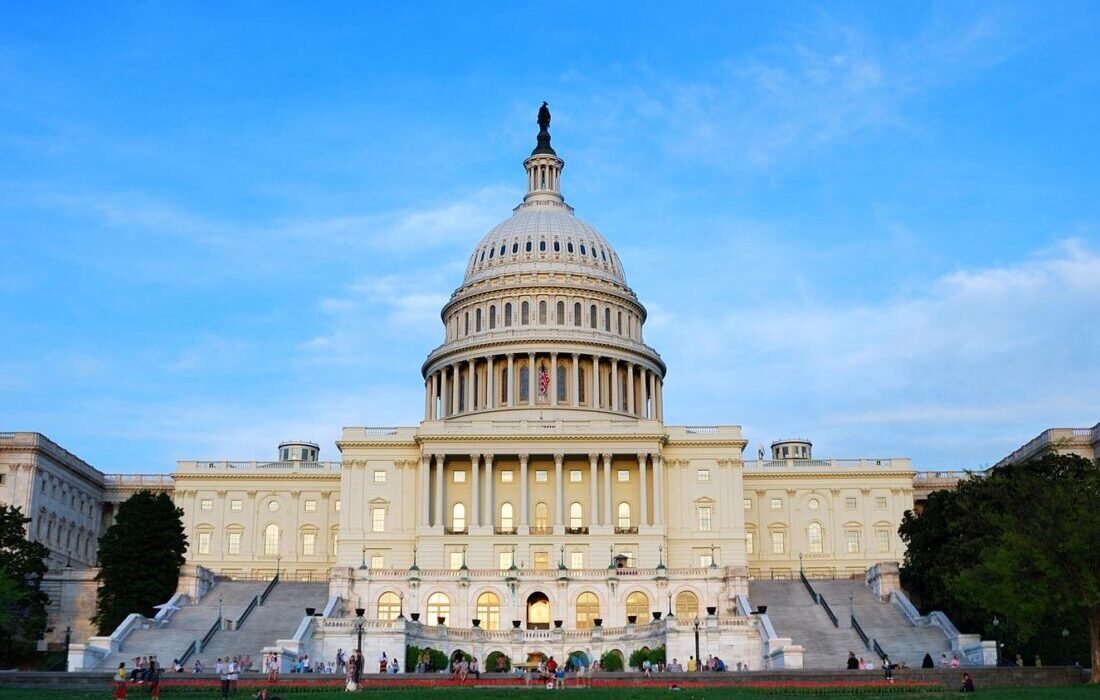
[1,3,1098,472]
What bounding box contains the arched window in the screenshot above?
[589,305,597,329]
[675,591,699,618]
[464,312,469,336]
[576,592,600,629]
[617,311,622,335]
[378,592,401,620]
[557,365,567,402]
[538,300,547,324]
[427,592,450,625]
[521,301,530,325]
[451,503,466,532]
[556,300,565,325]
[553,240,560,252]
[500,367,509,403]
[808,522,823,554]
[475,308,482,332]
[489,305,496,329]
[264,524,279,555]
[525,240,532,252]
[604,307,611,331]
[476,592,501,630]
[534,502,549,529]
[573,302,581,326]
[500,503,514,530]
[519,365,530,402]
[617,502,631,529]
[569,502,584,528]
[626,591,649,619]
[539,240,546,252]
[578,368,586,403]
[504,303,512,326]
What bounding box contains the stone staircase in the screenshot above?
[813,580,952,668]
[749,579,866,670]
[197,581,329,668]
[97,580,265,670]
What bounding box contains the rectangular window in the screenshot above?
[699,553,714,567]
[770,498,782,511]
[453,470,466,483]
[875,496,888,509]
[570,552,585,570]
[535,470,547,483]
[372,507,385,533]
[498,551,513,570]
[302,532,316,555]
[304,500,317,512]
[501,470,514,483]
[534,551,549,569]
[335,499,341,512]
[229,499,243,512]
[374,470,387,484]
[200,499,213,511]
[371,555,384,569]
[845,497,857,510]
[697,506,712,531]
[617,469,630,482]
[846,530,861,553]
[876,530,891,553]
[743,499,752,510]
[569,470,582,483]
[227,532,241,555]
[198,532,211,554]
[449,551,463,570]
[771,531,785,554]
[697,469,710,482]
[745,532,754,554]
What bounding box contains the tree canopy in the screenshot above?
[899,452,1100,682]
[93,490,187,634]
[0,504,50,664]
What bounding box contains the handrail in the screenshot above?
[851,614,870,647]
[820,597,839,627]
[799,569,818,602]
[199,613,221,652]
[260,572,280,605]
[236,595,260,629]
[873,639,888,661]
[178,640,197,668]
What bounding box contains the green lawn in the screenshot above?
[0,686,1094,699]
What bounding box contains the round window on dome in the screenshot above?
[500,244,506,255]
[580,244,587,255]
[488,247,494,259]
[600,249,607,261]
[553,240,560,252]
[480,251,486,262]
[539,240,546,252]
[567,242,574,253]
[512,242,519,254]
[592,246,598,258]
[525,241,532,252]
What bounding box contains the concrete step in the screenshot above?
[197,582,329,666]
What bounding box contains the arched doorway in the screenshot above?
[526,591,551,629]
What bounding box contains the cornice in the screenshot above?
[421,335,666,377]
[173,473,342,482]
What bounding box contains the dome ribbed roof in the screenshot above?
[463,205,626,285]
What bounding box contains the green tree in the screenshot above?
[0,505,50,664]
[900,453,1100,683]
[93,490,187,634]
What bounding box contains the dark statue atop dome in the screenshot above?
[532,101,557,156]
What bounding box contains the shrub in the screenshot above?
[599,650,624,671]
[485,651,511,672]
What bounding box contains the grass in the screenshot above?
[0,686,1094,699]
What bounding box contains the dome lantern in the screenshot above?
[522,102,566,208]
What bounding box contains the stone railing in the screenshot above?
[361,566,717,580]
[103,474,175,486]
[743,458,910,471]
[177,460,342,472]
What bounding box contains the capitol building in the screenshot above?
[10,110,1087,672]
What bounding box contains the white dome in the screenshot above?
[463,205,627,286]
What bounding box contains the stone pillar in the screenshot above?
[433,454,445,529]
[471,453,481,528]
[626,363,635,415]
[420,454,431,527]
[638,453,649,527]
[451,364,461,415]
[467,358,475,412]
[656,378,663,421]
[487,356,495,410]
[571,353,580,407]
[484,454,494,529]
[588,453,599,527]
[550,352,559,406]
[519,454,530,531]
[507,353,515,407]
[440,368,449,419]
[424,378,431,420]
[554,453,564,531]
[610,358,619,412]
[591,354,601,409]
[602,453,613,528]
[527,352,536,405]
[653,454,664,527]
[431,372,440,419]
[640,368,649,418]
[647,371,655,419]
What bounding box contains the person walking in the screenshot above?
[147,657,161,700]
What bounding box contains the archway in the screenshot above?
[567,650,590,670]
[526,591,551,629]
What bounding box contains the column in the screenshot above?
[602,453,613,528]
[626,363,635,415]
[507,353,515,406]
[588,453,599,527]
[527,352,536,405]
[467,358,475,412]
[451,364,460,415]
[440,368,449,419]
[653,454,664,526]
[431,373,440,419]
[470,453,481,528]
[424,378,431,420]
[550,352,559,406]
[484,455,495,529]
[655,378,663,421]
[611,358,620,411]
[591,354,601,409]
[640,368,649,418]
[487,356,495,409]
[419,454,431,527]
[647,371,655,419]
[638,453,649,527]
[554,453,564,531]
[519,454,530,531]
[571,354,580,407]
[433,454,445,528]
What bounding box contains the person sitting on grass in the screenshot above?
[961,673,975,692]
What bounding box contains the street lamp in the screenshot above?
[1062,627,1070,666]
[693,616,701,670]
[992,616,1000,666]
[354,607,366,655]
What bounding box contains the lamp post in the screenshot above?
[64,626,71,672]
[354,607,366,655]
[693,616,701,670]
[992,616,1000,666]
[1061,627,1070,666]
